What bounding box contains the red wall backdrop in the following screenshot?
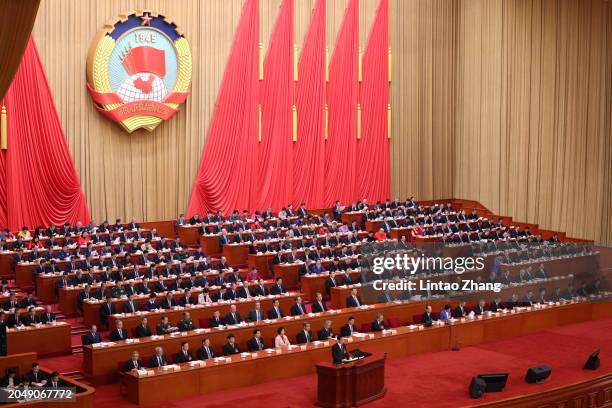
[0,38,90,230]
[187,0,391,214]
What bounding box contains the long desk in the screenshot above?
[7,322,72,356]
[331,274,575,310]
[328,268,482,309]
[273,253,364,290]
[498,253,599,281]
[82,283,286,328]
[84,299,445,383]
[38,260,229,306]
[122,301,609,405]
[89,292,298,335]
[60,275,268,318]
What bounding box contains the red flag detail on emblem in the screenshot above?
[122,46,166,77]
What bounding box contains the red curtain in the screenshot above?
[187,0,260,216]
[257,0,294,211]
[187,0,391,214]
[0,37,90,230]
[358,0,390,201]
[324,0,359,207]
[293,0,326,210]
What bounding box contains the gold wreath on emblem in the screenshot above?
[86,10,192,133]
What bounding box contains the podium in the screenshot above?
[316,352,386,407]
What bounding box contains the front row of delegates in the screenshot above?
[107,289,592,371]
[120,334,357,368]
[120,313,387,372]
[0,363,64,388]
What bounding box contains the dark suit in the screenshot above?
[270,284,287,295]
[332,342,349,364]
[142,301,159,311]
[224,312,242,325]
[421,312,435,325]
[19,298,37,309]
[247,309,265,322]
[100,302,116,325]
[197,345,215,360]
[40,312,56,324]
[340,324,356,337]
[20,314,39,326]
[83,331,101,345]
[110,328,129,341]
[223,342,240,356]
[267,306,283,319]
[135,324,152,338]
[371,319,385,332]
[318,327,334,340]
[161,298,177,309]
[346,295,362,308]
[453,306,467,318]
[253,285,269,296]
[174,350,192,363]
[290,303,307,316]
[149,355,167,368]
[123,301,138,314]
[296,330,313,344]
[311,300,327,313]
[23,370,47,385]
[247,336,265,351]
[473,304,485,315]
[209,316,224,327]
[124,359,143,371]
[2,299,18,310]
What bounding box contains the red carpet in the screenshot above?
[80,317,612,407]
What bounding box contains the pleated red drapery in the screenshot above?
[187,0,391,214]
[187,0,260,215]
[324,0,359,207]
[257,0,294,211]
[358,0,390,201]
[293,0,326,210]
[0,37,90,230]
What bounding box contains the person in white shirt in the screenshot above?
[198,288,213,304]
[275,326,291,348]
